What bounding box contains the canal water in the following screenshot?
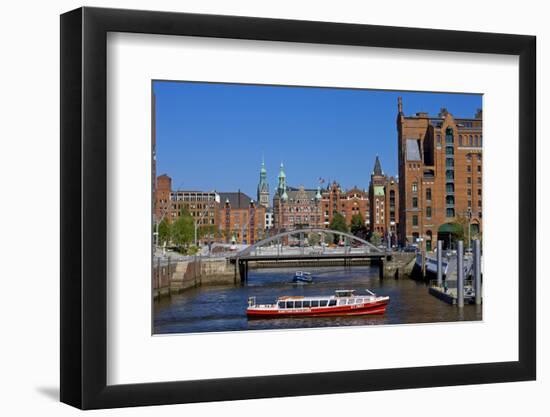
[153,266,481,334]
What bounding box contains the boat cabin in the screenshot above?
[335,290,355,297]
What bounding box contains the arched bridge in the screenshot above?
[237,228,383,257]
[229,228,388,282]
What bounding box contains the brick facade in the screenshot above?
[397,97,482,250]
[221,198,266,244]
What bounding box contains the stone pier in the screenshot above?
[153,257,236,299]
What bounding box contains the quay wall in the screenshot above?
[383,253,416,279]
[153,257,235,299]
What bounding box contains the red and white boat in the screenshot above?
[246,289,389,318]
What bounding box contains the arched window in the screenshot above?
[445,127,454,144]
[469,135,473,146]
[446,195,455,206]
[458,135,463,146]
[425,230,433,251]
[446,183,454,193]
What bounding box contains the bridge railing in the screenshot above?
[235,228,383,258]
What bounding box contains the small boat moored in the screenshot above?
[247,289,389,318]
[292,271,313,283]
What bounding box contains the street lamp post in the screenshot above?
[194,205,212,247]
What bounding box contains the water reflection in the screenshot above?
[154,266,481,334]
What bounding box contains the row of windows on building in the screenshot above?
[171,194,217,202]
[437,133,482,147]
[411,190,481,207]
[287,215,321,224]
[285,206,321,213]
[171,204,216,211]
[411,201,482,224]
[445,171,482,181]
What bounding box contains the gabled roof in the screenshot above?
[219,191,252,209]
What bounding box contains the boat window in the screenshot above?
[328,299,337,306]
[338,299,347,306]
[320,300,328,307]
[311,300,319,307]
[295,301,303,308]
[286,301,294,309]
[303,300,311,307]
[278,302,285,309]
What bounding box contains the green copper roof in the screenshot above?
[281,190,288,201]
[374,186,385,196]
[278,162,286,178]
[258,159,269,193]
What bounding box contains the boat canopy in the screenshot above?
[335,290,355,297]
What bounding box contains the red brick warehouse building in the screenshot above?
[369,156,399,245]
[396,97,482,251]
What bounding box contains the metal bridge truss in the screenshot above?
[236,228,383,258]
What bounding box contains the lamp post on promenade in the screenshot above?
[194,209,211,247]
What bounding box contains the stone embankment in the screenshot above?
[382,252,416,279]
[153,257,235,299]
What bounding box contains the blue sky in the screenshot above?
[154,81,481,197]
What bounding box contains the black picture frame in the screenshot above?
[60,6,536,410]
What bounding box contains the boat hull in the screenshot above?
[247,299,389,319]
[292,277,313,283]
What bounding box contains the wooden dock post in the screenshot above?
[437,240,443,287]
[457,240,464,308]
[474,239,482,305]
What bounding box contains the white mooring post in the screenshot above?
[474,239,482,305]
[437,240,443,287]
[457,240,464,308]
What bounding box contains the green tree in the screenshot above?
[370,231,382,247]
[157,217,171,246]
[171,208,194,250]
[350,213,368,239]
[308,232,320,246]
[198,224,217,240]
[329,212,348,243]
[454,213,470,248]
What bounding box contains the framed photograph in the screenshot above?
[60,6,536,409]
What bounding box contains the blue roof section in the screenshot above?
[406,139,421,161]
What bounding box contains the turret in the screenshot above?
[372,155,384,177]
[315,185,322,201]
[257,157,270,208]
[277,162,287,198]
